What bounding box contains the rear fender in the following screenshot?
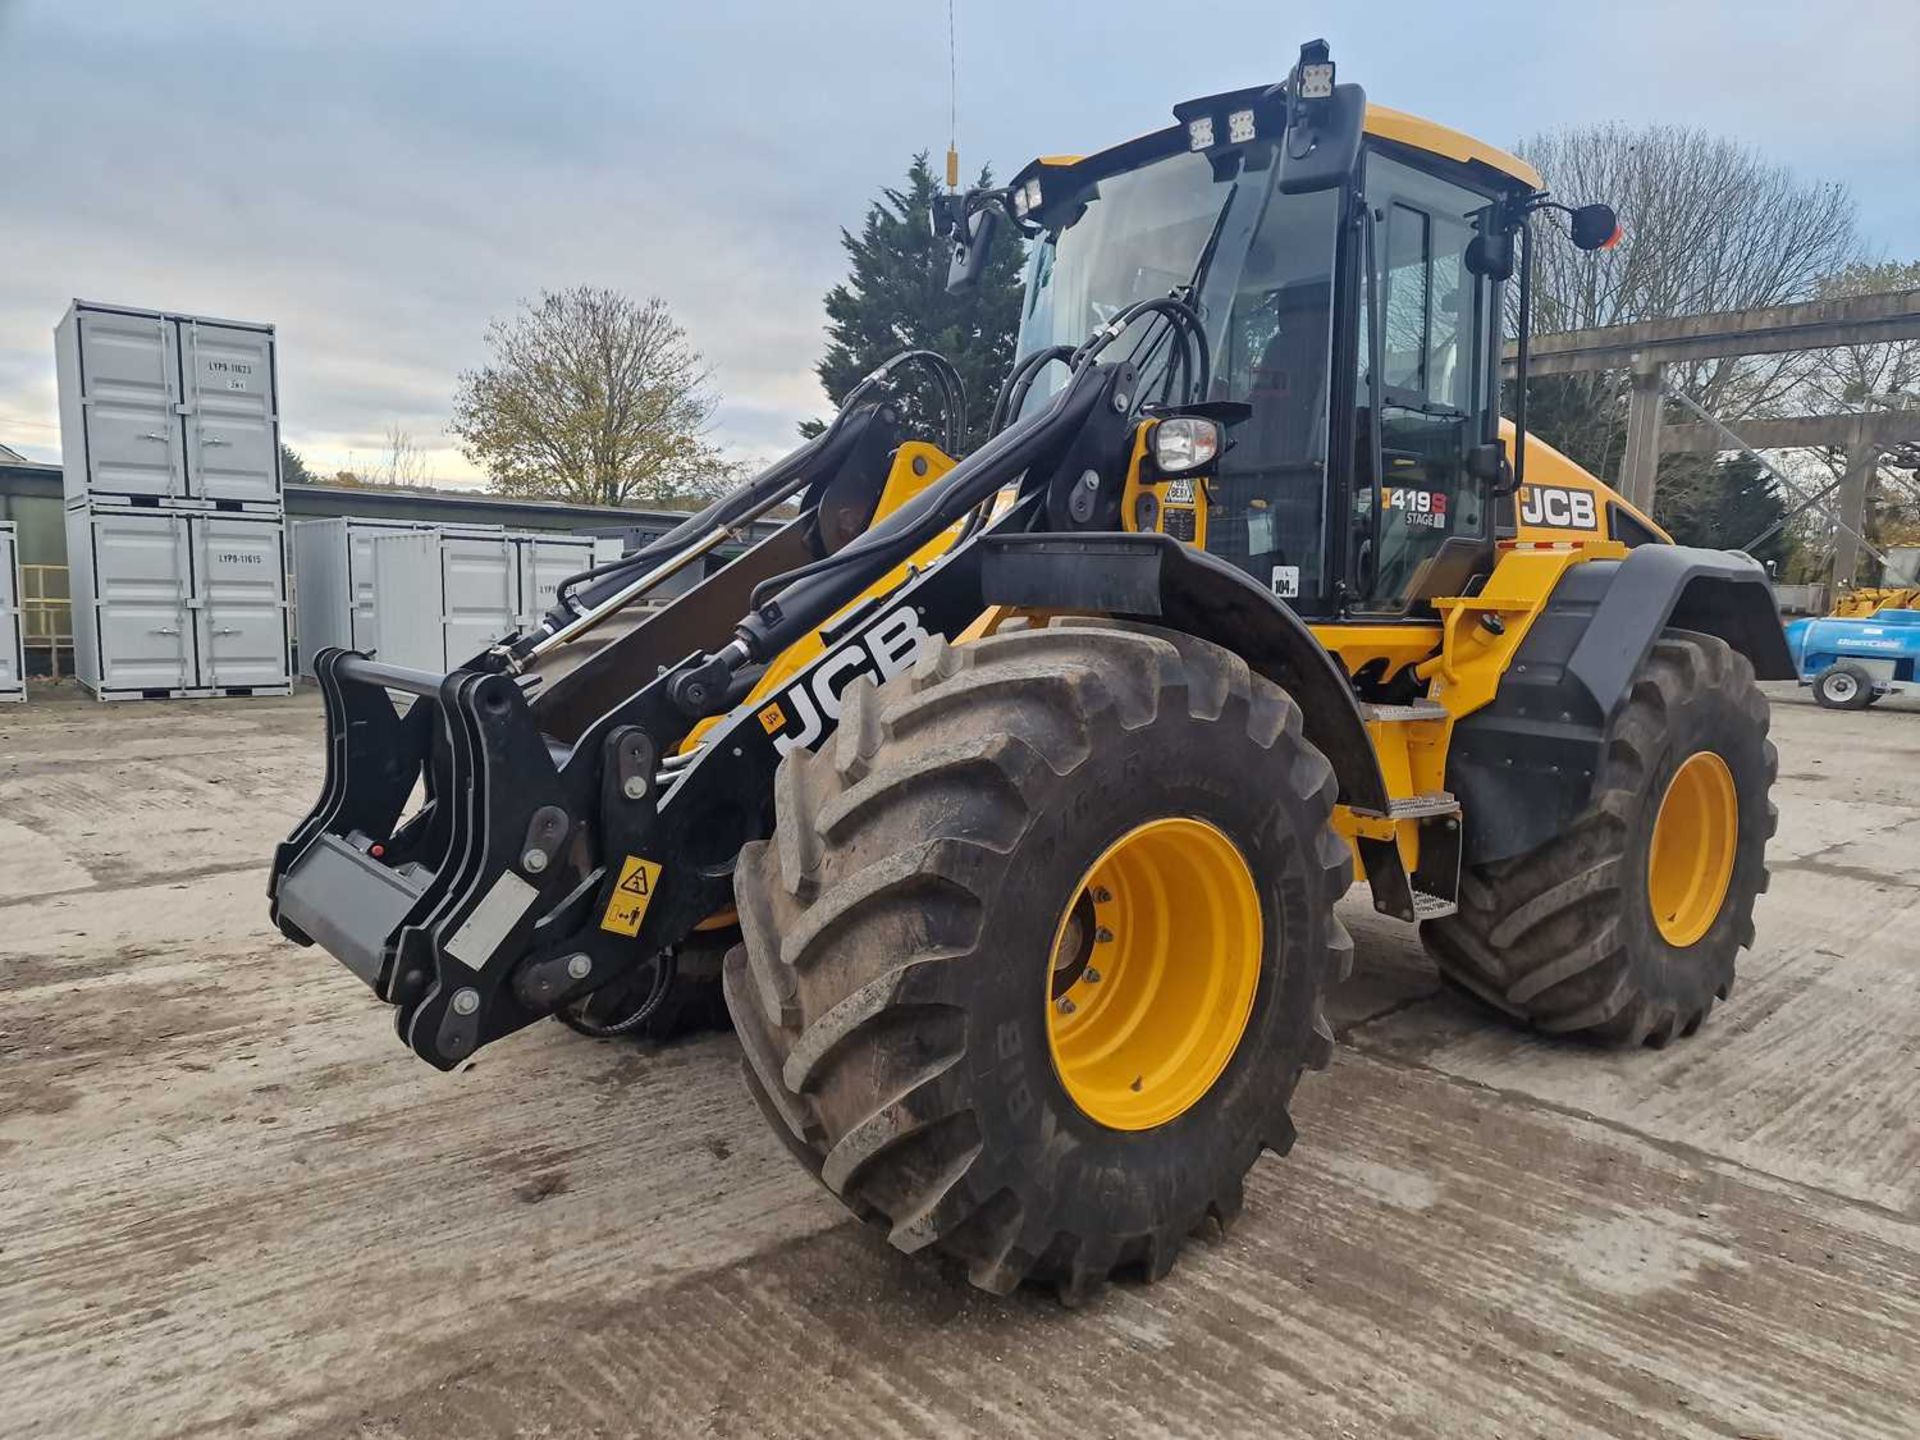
[1449,545,1791,866]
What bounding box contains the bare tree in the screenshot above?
[1792,259,1920,557]
[449,287,737,507]
[372,424,431,488]
[1515,125,1860,480]
[1799,259,1920,439]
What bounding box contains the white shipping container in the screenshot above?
[371,530,519,673]
[0,522,23,701]
[291,518,506,676]
[55,300,281,508]
[66,506,291,699]
[513,533,598,630]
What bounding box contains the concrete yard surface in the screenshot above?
[0,680,1915,1439]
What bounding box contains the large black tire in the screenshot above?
[1813,662,1875,711]
[725,621,1352,1302]
[1423,631,1776,1047]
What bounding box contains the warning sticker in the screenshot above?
[600,855,663,937]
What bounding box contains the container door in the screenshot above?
[90,511,194,691]
[193,516,289,688]
[76,310,183,499]
[0,531,21,692]
[180,321,278,503]
[348,523,407,651]
[517,537,592,629]
[441,535,517,667]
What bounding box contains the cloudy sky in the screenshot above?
[3,0,1915,486]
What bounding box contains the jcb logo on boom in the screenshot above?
[1518,485,1599,531]
[758,605,934,757]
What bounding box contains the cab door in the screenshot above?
[1352,152,1500,612]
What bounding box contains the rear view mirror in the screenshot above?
[1274,40,1364,196]
[1569,203,1622,252]
[1465,441,1511,489]
[946,206,1001,293]
[928,192,964,240]
[1465,230,1515,280]
[1276,83,1366,196]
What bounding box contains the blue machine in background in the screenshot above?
[1784,608,1920,709]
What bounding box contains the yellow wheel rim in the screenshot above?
[1045,817,1263,1131]
[1647,751,1738,948]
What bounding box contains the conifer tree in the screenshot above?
[811,153,1025,451]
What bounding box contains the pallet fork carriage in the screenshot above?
[271,41,1793,1300]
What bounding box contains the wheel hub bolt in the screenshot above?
[1057,997,1077,1015]
[1095,927,1114,944]
[1092,887,1112,903]
[1084,967,1102,985]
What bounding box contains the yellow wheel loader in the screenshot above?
[270,40,1792,1302]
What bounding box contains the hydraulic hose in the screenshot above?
[743,305,1204,622]
[1072,295,1210,401]
[740,365,1104,642]
[989,344,1075,437]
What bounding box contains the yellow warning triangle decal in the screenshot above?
[618,868,650,896]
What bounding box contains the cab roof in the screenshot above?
[1361,105,1541,190]
[1017,98,1542,195]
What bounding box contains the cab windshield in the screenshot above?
[1014,142,1504,619]
[1016,147,1344,613]
[1016,150,1231,374]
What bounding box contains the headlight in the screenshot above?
[1187,116,1215,152]
[1015,177,1042,217]
[1152,417,1222,474]
[1227,108,1257,144]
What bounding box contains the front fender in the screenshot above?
[978,533,1389,814]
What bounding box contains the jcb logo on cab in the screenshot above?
[1518,485,1599,531]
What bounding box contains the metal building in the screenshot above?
[0,521,23,701]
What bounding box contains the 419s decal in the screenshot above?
[1383,487,1448,530]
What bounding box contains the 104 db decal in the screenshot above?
[757,604,934,756]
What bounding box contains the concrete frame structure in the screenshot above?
[1503,288,1920,587]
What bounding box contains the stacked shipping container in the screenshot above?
[56,301,292,699]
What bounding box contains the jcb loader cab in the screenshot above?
[270,42,1792,1302]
